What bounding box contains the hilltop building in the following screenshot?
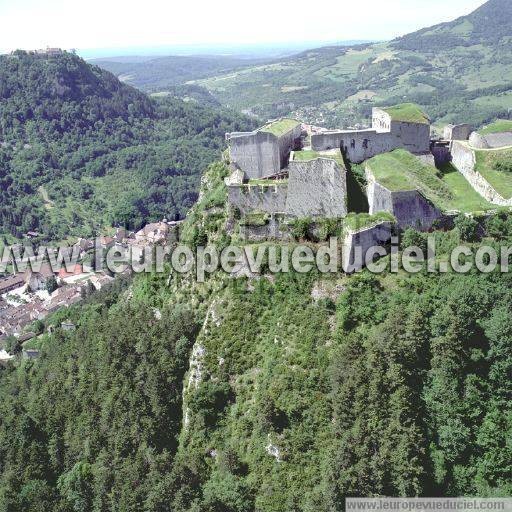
[34,47,63,56]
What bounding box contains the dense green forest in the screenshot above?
[0,51,253,241]
[0,163,511,511]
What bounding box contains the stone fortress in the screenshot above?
[310,105,430,163]
[223,104,512,267]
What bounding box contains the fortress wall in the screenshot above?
[285,159,347,218]
[311,130,393,163]
[277,124,303,168]
[340,132,394,163]
[367,178,394,215]
[311,131,347,152]
[228,131,281,179]
[451,141,512,206]
[389,121,431,154]
[468,132,490,149]
[228,184,288,214]
[342,221,393,272]
[390,190,443,230]
[444,124,472,141]
[239,215,292,242]
[311,122,430,164]
[366,165,443,230]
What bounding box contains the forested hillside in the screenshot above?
[0,163,511,511]
[0,51,253,241]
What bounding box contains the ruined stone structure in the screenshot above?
[311,107,430,163]
[228,183,288,215]
[226,119,302,179]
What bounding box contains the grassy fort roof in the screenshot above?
[474,148,512,199]
[366,149,493,212]
[292,148,346,169]
[259,118,301,137]
[381,103,430,125]
[478,119,512,135]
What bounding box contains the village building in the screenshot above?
[135,222,170,244]
[0,273,27,295]
[58,264,84,280]
[26,264,56,292]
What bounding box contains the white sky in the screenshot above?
[0,0,487,54]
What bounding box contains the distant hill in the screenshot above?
[92,41,377,93]
[394,0,512,51]
[0,51,253,241]
[164,0,512,129]
[92,54,273,93]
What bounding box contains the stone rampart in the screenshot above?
[311,120,430,164]
[227,123,302,179]
[286,158,347,218]
[227,131,281,179]
[451,141,512,206]
[342,221,393,272]
[366,165,444,230]
[228,183,288,215]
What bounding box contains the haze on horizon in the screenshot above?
[1,0,487,56]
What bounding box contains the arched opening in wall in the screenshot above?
[351,139,356,149]
[339,141,347,161]
[363,139,369,149]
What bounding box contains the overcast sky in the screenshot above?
[0,0,487,54]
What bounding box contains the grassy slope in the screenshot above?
[479,119,512,134]
[438,163,494,212]
[475,149,512,199]
[367,149,493,212]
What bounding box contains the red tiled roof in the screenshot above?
[58,264,83,279]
